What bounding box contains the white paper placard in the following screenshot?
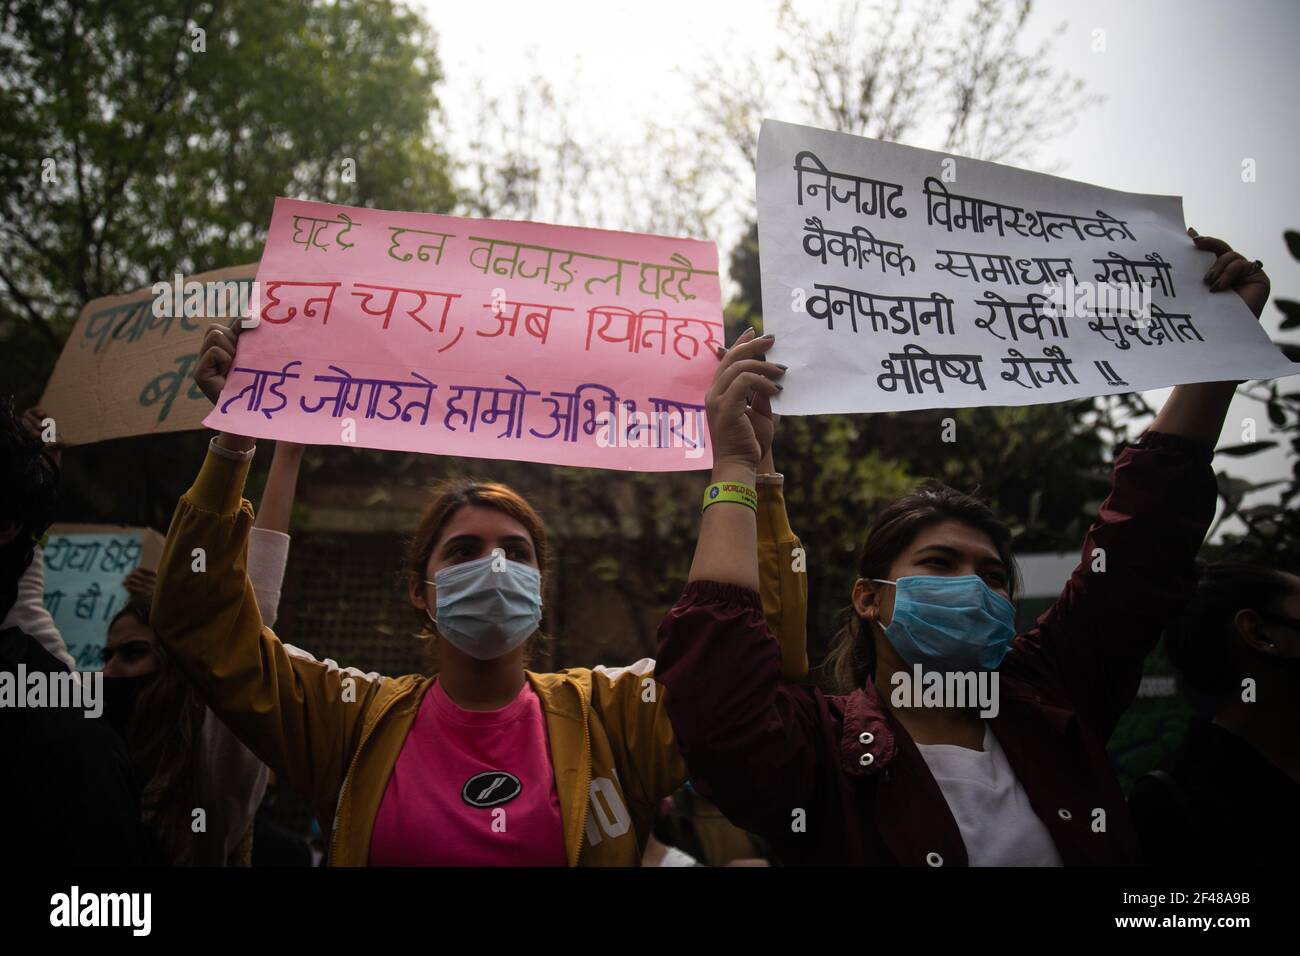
[757,120,1298,414]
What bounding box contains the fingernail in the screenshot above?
[1203,270,1215,285]
[775,383,784,391]
[774,363,788,370]
[760,333,775,340]
[1188,226,1199,237]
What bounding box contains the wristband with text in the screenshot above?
[702,481,758,513]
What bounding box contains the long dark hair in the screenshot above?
[1164,560,1296,696]
[822,480,1020,693]
[111,602,207,864]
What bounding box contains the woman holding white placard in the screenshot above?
[654,230,1274,865]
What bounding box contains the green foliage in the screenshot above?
[0,0,457,529]
[1207,228,1300,571]
[0,0,456,402]
[1107,695,1194,795]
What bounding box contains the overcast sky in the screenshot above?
[421,0,1300,528]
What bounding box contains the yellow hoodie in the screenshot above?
[151,449,806,866]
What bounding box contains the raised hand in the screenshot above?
[194,317,245,405]
[1190,228,1270,319]
[123,567,157,604]
[705,328,785,472]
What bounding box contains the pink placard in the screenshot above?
[204,198,722,470]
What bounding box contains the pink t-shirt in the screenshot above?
[368,677,567,866]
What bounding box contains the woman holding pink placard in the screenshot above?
[147,319,805,866]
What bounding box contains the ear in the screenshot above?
[0,520,21,548]
[851,578,878,623]
[1233,608,1277,654]
[409,575,429,612]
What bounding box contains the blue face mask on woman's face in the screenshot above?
[425,552,543,661]
[870,574,1016,672]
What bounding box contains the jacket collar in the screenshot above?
[526,669,587,722]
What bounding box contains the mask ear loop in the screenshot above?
[419,579,439,637]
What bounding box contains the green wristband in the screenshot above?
[702,481,758,513]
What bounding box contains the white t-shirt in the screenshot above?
[915,724,1063,867]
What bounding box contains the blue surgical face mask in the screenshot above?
[870,574,1016,672]
[425,552,543,661]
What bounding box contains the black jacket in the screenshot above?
[1130,716,1300,866]
[0,626,143,865]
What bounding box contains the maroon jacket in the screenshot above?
[656,431,1216,866]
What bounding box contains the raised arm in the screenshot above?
[657,331,826,831]
[1,410,76,670]
[1013,231,1272,741]
[248,441,303,629]
[686,328,779,590]
[0,542,76,670]
[151,319,387,825]
[586,373,811,853]
[749,384,809,682]
[254,441,304,534]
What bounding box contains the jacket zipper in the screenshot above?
[574,679,592,867]
[328,691,402,867]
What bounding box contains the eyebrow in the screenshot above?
[913,543,1006,571]
[440,534,533,553]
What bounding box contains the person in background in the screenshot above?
[149,318,806,866]
[242,439,321,866]
[1129,560,1300,864]
[655,231,1273,866]
[100,596,270,866]
[0,397,142,865]
[5,405,271,866]
[2,407,75,669]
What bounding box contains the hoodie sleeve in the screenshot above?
[756,479,808,683]
[1010,430,1217,743]
[582,480,809,850]
[150,447,387,827]
[1,544,77,671]
[655,581,825,835]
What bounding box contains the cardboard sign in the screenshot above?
[42,524,165,671]
[40,264,259,445]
